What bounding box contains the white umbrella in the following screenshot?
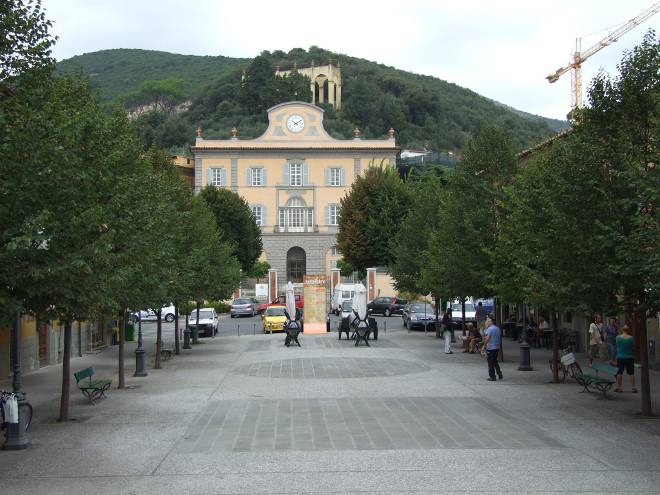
[353,283,368,320]
[285,281,296,321]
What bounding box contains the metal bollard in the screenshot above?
[237,324,240,336]
[384,320,386,333]
[269,322,272,335]
[253,323,256,335]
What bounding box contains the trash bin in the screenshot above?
[125,323,135,342]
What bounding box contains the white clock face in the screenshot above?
[287,114,305,133]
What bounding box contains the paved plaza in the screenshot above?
[2,318,660,494]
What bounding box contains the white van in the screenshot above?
[331,283,357,314]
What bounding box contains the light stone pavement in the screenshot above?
[2,317,660,494]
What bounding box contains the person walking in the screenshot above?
[615,325,637,393]
[606,317,618,366]
[481,317,503,381]
[442,307,453,354]
[588,314,605,367]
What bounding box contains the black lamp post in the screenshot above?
[133,316,147,377]
[3,311,30,450]
[518,302,533,371]
[183,314,191,350]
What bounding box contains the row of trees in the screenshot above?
[1,1,252,421]
[338,32,659,415]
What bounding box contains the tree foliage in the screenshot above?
[0,0,55,93]
[336,164,411,273]
[420,127,518,301]
[199,186,263,273]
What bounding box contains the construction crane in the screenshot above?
[547,2,660,110]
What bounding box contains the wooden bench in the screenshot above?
[74,367,112,404]
[575,361,617,399]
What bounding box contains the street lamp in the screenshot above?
[3,311,30,450]
[133,315,147,377]
[518,302,533,371]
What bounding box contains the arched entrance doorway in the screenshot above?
[287,247,306,283]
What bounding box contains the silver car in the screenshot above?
[230,297,260,318]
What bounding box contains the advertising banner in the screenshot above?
[303,275,327,334]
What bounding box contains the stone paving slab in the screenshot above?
[175,396,560,453]
[233,357,429,379]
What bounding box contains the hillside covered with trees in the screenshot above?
[57,47,567,153]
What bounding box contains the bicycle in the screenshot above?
[1,391,33,432]
[549,348,583,383]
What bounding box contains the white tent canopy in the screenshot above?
[352,282,367,320]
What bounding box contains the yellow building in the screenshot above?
[190,101,397,299]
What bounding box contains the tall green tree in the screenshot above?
[420,127,517,307]
[389,176,444,295]
[199,186,263,273]
[336,163,411,273]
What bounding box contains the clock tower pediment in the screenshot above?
[255,101,333,143]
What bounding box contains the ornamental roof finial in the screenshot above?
[353,127,361,139]
[196,127,202,138]
[231,127,238,139]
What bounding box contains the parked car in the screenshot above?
[367,296,408,317]
[270,293,304,309]
[131,303,176,323]
[188,308,218,337]
[262,305,287,333]
[230,297,260,318]
[402,302,437,330]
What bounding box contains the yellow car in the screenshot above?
[262,305,287,333]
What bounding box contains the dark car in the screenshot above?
[402,303,437,330]
[367,296,408,317]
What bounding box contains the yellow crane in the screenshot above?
[547,2,660,110]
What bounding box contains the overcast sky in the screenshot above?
[44,0,659,120]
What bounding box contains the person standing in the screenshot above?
[442,307,453,354]
[588,314,605,367]
[615,325,637,393]
[481,317,503,381]
[606,317,618,366]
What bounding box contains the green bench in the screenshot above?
[575,361,617,399]
[74,367,112,404]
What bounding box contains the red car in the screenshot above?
[270,294,304,309]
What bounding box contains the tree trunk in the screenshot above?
[118,312,125,389]
[58,320,72,422]
[631,299,652,416]
[155,309,162,369]
[551,310,559,383]
[174,304,180,355]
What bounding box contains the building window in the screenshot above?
[210,168,225,187]
[250,167,263,186]
[278,196,313,232]
[289,162,302,186]
[332,245,342,256]
[328,204,340,226]
[251,205,263,226]
[330,167,342,186]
